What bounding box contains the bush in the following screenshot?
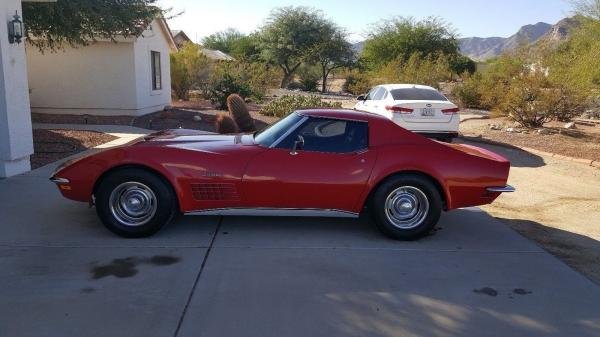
[451,73,483,108]
[343,70,372,95]
[499,73,585,128]
[260,95,342,118]
[374,52,452,89]
[297,65,321,92]
[170,43,210,100]
[206,71,253,109]
[204,61,281,108]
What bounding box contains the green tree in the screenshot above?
[259,6,332,88]
[313,29,355,92]
[170,43,210,100]
[450,55,477,78]
[362,16,459,69]
[23,0,163,51]
[201,28,245,54]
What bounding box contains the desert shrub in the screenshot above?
[374,52,452,89]
[499,73,585,128]
[206,71,252,109]
[215,113,239,134]
[297,65,321,92]
[343,70,373,95]
[286,81,304,90]
[451,72,483,108]
[227,94,256,132]
[170,42,210,100]
[205,61,280,108]
[260,95,342,118]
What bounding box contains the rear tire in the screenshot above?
[95,168,177,238]
[371,174,442,240]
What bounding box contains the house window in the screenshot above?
[151,51,161,90]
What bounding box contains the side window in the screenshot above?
[277,117,368,154]
[372,88,385,100]
[151,51,162,90]
[381,89,389,100]
[365,87,378,100]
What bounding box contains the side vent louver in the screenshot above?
[191,183,240,201]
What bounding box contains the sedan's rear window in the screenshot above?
[390,88,448,101]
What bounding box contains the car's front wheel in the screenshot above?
[95,168,178,238]
[371,174,442,240]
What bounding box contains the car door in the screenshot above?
[242,117,376,212]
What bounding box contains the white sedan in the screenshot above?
[354,84,459,142]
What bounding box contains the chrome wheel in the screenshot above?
[109,182,157,227]
[384,186,429,230]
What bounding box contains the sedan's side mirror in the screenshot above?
[290,135,304,156]
[357,95,366,101]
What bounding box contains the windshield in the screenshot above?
[254,112,303,147]
[390,88,448,101]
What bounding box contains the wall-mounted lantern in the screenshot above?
[8,11,23,44]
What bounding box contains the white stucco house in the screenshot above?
[27,18,177,116]
[0,0,177,178]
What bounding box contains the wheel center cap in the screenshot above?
[128,197,142,209]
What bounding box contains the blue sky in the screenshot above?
[159,0,573,42]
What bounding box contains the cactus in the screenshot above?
[215,113,239,134]
[227,94,256,132]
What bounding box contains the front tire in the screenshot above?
[371,174,442,240]
[95,168,178,238]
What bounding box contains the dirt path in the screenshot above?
[458,138,600,283]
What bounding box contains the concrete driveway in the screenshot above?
[1,161,599,337]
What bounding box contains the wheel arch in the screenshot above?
[92,164,181,210]
[362,170,448,211]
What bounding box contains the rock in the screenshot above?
[505,127,520,133]
[537,128,552,135]
[564,122,576,129]
[489,124,502,130]
[193,115,202,122]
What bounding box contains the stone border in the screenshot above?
[459,136,600,169]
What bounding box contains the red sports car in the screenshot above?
[50,109,514,240]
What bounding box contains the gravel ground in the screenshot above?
[32,129,116,169]
[460,115,600,162]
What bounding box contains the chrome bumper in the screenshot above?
[486,185,515,193]
[50,177,70,184]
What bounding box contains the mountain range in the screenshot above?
[459,18,579,61]
[352,17,579,62]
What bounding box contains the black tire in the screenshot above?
[95,168,178,238]
[371,174,442,240]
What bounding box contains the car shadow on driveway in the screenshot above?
[494,217,600,285]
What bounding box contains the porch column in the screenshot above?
[0,0,33,177]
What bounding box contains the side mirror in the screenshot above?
[290,135,304,156]
[357,95,366,101]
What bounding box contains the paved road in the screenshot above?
[0,160,599,337]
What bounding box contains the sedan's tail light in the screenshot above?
[386,105,414,113]
[442,108,460,114]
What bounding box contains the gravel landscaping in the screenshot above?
[460,115,600,162]
[32,129,117,169]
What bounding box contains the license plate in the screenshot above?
[421,108,435,116]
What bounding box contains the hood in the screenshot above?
[143,129,237,143]
[138,129,256,152]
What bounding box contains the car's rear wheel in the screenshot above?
[95,168,178,238]
[371,174,442,240]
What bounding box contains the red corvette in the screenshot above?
[50,109,514,240]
